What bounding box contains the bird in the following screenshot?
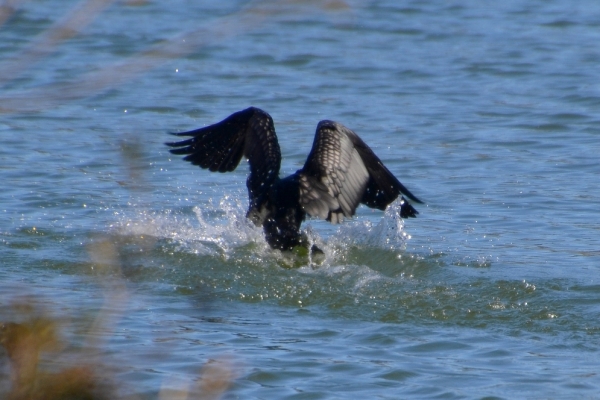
[166,107,422,251]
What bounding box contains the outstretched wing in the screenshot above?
[166,107,281,213]
[298,120,422,223]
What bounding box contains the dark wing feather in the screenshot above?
[166,107,282,213]
[351,129,423,218]
[298,120,421,223]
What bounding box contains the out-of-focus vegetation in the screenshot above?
[1,301,116,400]
[1,297,236,399]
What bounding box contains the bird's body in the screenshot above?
[167,107,422,251]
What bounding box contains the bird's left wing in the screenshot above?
[298,121,370,223]
[298,120,421,223]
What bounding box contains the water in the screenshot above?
[1,0,600,398]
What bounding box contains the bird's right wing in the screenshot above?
[166,107,282,213]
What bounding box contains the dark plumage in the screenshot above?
[166,107,422,251]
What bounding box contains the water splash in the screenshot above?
[114,195,267,258]
[114,196,412,264]
[329,198,411,251]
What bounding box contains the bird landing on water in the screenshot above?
[166,107,422,252]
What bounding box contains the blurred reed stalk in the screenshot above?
[0,0,351,113]
[0,0,23,27]
[0,0,118,87]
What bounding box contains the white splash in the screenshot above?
[114,196,411,260]
[114,195,266,258]
[329,198,411,251]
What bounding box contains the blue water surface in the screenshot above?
[1,1,600,398]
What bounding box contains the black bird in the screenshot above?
[166,107,422,251]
